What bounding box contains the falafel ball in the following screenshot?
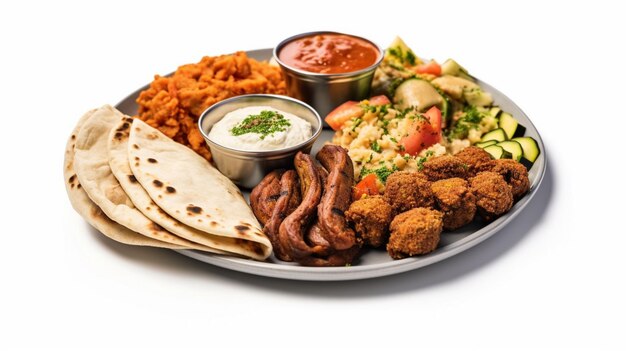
[469,171,513,221]
[431,178,477,230]
[383,171,434,214]
[455,146,494,177]
[491,159,530,200]
[421,155,468,181]
[387,207,443,259]
[345,195,393,248]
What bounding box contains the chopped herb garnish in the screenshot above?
[389,137,398,143]
[360,164,399,183]
[416,150,436,170]
[448,105,484,139]
[351,118,363,131]
[230,110,290,140]
[371,140,382,153]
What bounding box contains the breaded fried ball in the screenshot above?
[455,146,494,177]
[387,208,443,259]
[431,178,477,230]
[345,196,393,248]
[383,171,434,214]
[421,155,468,181]
[469,171,513,221]
[491,159,530,200]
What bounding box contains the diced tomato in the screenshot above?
[413,61,441,76]
[325,101,364,131]
[352,173,379,200]
[368,95,391,106]
[399,106,442,156]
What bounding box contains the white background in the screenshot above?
[1,1,624,350]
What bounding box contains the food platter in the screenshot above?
[114,48,546,281]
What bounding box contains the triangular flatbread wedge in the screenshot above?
[128,118,272,259]
[72,105,214,251]
[108,116,268,259]
[64,107,180,248]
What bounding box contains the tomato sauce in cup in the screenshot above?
[278,33,380,74]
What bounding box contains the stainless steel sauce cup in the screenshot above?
[198,94,322,189]
[273,31,384,122]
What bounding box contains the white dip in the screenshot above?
[208,106,312,151]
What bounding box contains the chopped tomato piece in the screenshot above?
[352,173,379,200]
[368,95,391,106]
[413,61,441,76]
[325,101,364,131]
[399,106,442,156]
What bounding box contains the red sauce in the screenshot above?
[279,33,379,74]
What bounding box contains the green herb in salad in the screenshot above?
[371,140,382,153]
[360,164,399,183]
[230,110,290,140]
[416,150,435,171]
[448,105,484,139]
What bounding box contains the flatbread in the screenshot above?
[128,118,272,259]
[73,105,212,250]
[64,108,178,248]
[108,117,268,259]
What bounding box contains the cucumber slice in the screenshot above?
[512,137,541,163]
[489,107,502,119]
[440,59,473,81]
[498,112,527,139]
[497,140,523,162]
[393,78,444,111]
[475,140,497,148]
[481,128,507,142]
[483,145,512,160]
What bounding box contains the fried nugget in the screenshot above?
[455,146,494,177]
[387,208,443,259]
[421,155,468,181]
[491,159,530,200]
[431,178,476,230]
[469,171,513,221]
[383,171,434,214]
[345,196,393,248]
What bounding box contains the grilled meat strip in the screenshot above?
[315,145,356,250]
[263,170,301,261]
[278,152,324,259]
[250,169,285,226]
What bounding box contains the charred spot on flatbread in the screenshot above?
[166,186,176,193]
[148,158,157,163]
[153,180,163,187]
[116,122,130,132]
[210,221,218,227]
[186,205,203,214]
[132,144,139,149]
[149,222,165,232]
[68,174,76,188]
[71,134,76,140]
[128,174,137,183]
[114,132,124,140]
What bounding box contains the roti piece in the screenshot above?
[128,118,272,259]
[108,117,268,259]
[72,105,211,250]
[64,108,179,248]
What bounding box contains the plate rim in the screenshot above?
[115,48,547,281]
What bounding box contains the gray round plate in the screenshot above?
[116,48,546,281]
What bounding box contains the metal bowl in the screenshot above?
[273,31,384,121]
[198,94,322,189]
